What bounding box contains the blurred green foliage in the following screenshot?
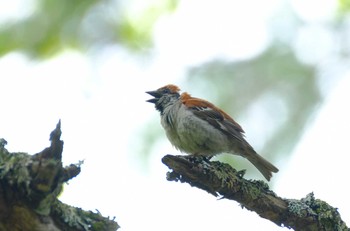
[0,0,96,58]
[119,0,178,50]
[0,0,179,58]
[338,0,350,13]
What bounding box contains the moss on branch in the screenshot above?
[162,154,348,231]
[0,121,120,231]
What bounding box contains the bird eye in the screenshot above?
[162,88,170,94]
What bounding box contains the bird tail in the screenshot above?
[246,152,279,181]
[237,142,278,181]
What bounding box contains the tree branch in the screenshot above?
[0,121,120,231]
[162,154,348,231]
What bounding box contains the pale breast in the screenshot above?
[162,103,231,155]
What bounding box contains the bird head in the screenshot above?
[146,84,181,113]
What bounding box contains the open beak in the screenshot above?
[146,90,161,103]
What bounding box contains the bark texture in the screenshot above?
[0,121,119,231]
[162,154,348,231]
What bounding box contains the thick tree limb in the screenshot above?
[0,121,119,231]
[162,154,348,231]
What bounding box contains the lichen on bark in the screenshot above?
[162,154,348,231]
[0,121,119,231]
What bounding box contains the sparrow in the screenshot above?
[146,84,278,181]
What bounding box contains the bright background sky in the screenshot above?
[1,0,350,230]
